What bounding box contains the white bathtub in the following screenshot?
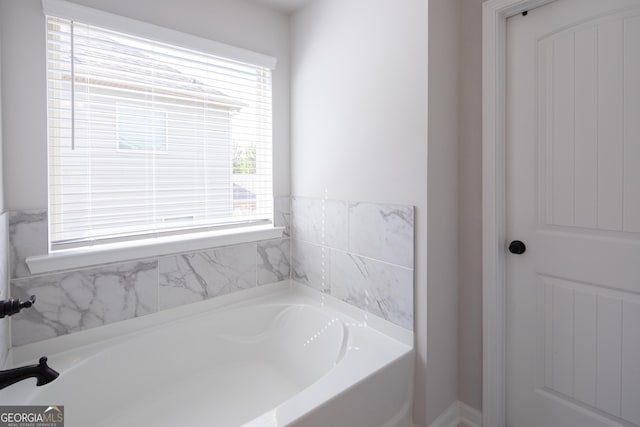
[2,282,414,427]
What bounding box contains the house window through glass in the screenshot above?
[116,106,168,152]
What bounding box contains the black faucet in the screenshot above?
[0,357,59,390]
[0,295,36,318]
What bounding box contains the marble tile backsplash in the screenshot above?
[291,198,348,250]
[257,238,291,285]
[291,239,330,293]
[331,251,413,329]
[158,244,257,311]
[8,197,291,347]
[274,196,291,237]
[291,197,414,330]
[348,202,414,269]
[11,260,158,346]
[9,209,47,280]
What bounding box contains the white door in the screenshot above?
[506,1,640,426]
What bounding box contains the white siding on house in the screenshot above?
[53,96,235,242]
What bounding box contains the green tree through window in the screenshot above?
[233,144,256,174]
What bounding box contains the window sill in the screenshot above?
[26,225,285,275]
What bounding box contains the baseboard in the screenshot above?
[428,402,459,427]
[458,401,482,427]
[429,401,482,427]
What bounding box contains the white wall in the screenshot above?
[458,0,484,412]
[0,0,46,210]
[0,15,4,214]
[289,0,429,424]
[427,0,462,424]
[0,0,290,210]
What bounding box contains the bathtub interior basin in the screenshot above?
[1,281,414,427]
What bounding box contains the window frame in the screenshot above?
[37,0,280,268]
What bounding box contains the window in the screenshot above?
[45,6,275,250]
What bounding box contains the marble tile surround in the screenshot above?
[159,243,257,310]
[292,197,414,268]
[7,195,412,344]
[8,197,291,347]
[291,198,348,250]
[9,209,47,279]
[257,238,291,286]
[291,239,330,293]
[331,251,413,329]
[274,196,291,237]
[348,202,414,269]
[11,260,158,347]
[291,196,414,330]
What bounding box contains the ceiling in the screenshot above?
[250,0,314,13]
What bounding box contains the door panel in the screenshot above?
[506,1,640,426]
[538,9,639,233]
[538,275,640,419]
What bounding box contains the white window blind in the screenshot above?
[45,15,274,250]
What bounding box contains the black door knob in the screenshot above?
[508,240,526,254]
